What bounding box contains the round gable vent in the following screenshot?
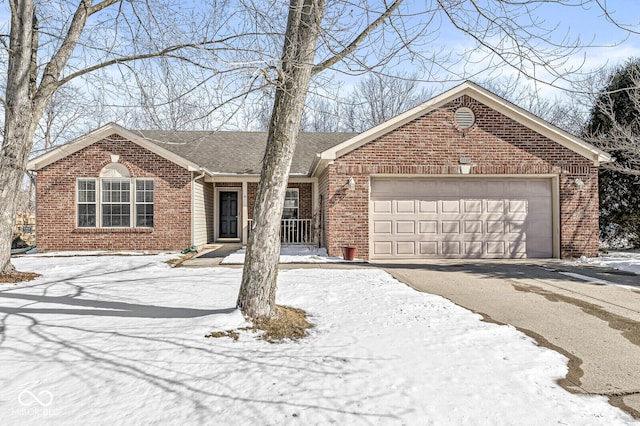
[454,107,475,129]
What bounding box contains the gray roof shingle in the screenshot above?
[132,130,355,175]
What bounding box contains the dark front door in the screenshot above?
[219,191,238,238]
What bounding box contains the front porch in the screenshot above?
[247,218,314,245]
[193,177,319,247]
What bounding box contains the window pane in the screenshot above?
[136,205,154,227]
[78,204,96,227]
[102,179,131,227]
[135,179,154,228]
[283,189,299,219]
[77,179,96,228]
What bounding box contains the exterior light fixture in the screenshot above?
[348,176,356,190]
[459,157,471,175]
[574,178,585,191]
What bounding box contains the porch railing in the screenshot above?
[247,219,313,245]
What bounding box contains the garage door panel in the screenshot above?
[373,241,392,255]
[442,221,460,233]
[464,241,483,255]
[370,177,553,259]
[487,241,506,255]
[487,200,505,213]
[373,220,392,234]
[419,200,437,213]
[486,221,505,234]
[396,200,415,214]
[442,200,460,213]
[510,242,527,255]
[509,200,528,213]
[419,221,438,233]
[463,200,482,213]
[442,241,460,255]
[396,221,415,234]
[373,200,392,213]
[419,241,438,255]
[396,241,415,255]
[464,220,483,233]
[508,221,525,234]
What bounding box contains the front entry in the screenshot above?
[219,191,238,238]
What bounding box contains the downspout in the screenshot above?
[191,169,207,248]
[29,171,37,251]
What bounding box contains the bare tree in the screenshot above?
[479,77,589,135]
[343,73,432,131]
[33,85,98,154]
[0,0,225,274]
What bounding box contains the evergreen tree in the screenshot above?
[585,59,640,248]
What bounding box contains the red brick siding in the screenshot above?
[36,134,192,251]
[324,96,599,259]
[318,168,329,248]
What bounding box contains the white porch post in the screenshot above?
[242,181,248,245]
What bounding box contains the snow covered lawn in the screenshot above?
[580,250,640,276]
[0,255,634,425]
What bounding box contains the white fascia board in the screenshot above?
[316,81,611,169]
[27,122,201,171]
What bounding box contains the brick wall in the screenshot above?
[36,134,192,252]
[324,96,599,259]
[246,182,313,220]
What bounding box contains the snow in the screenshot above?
[220,245,360,264]
[580,250,640,276]
[1,255,635,425]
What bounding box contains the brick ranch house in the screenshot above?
[27,82,611,260]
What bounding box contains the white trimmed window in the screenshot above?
[135,180,154,227]
[77,179,97,227]
[76,164,154,228]
[101,179,131,227]
[283,188,299,220]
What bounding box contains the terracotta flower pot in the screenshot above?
[341,246,356,261]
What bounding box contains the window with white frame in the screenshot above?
[135,180,154,227]
[101,179,131,227]
[76,164,154,228]
[77,179,97,227]
[282,188,299,220]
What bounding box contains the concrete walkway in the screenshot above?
[377,260,640,419]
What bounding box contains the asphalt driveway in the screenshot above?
[375,259,640,419]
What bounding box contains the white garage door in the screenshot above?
[370,178,553,259]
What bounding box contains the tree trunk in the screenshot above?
[237,0,325,320]
[0,0,39,274]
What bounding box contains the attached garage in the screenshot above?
[369,177,557,259]
[315,82,611,260]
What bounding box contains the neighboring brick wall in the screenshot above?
[324,95,599,259]
[246,182,312,220]
[36,134,192,252]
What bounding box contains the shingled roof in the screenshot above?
[132,130,356,175]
